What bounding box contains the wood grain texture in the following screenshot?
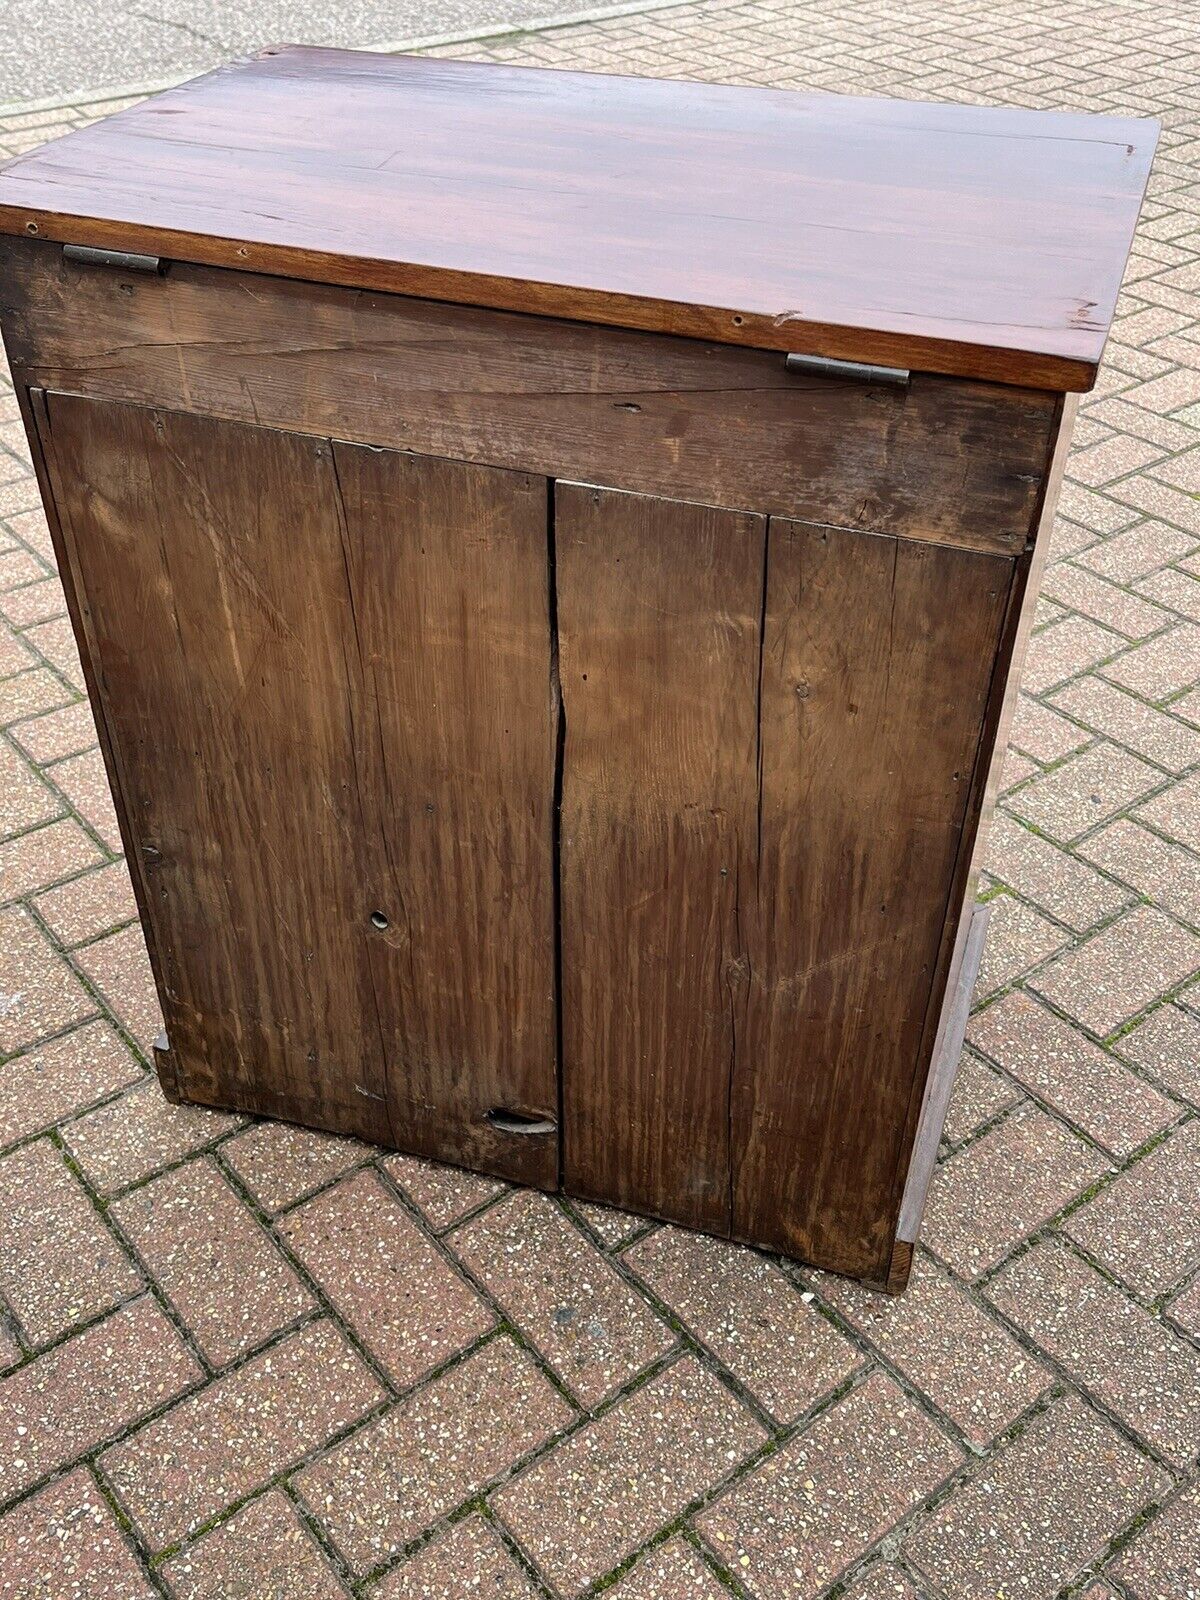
[879,394,1075,1256]
[36,392,557,1184]
[0,47,1157,388]
[39,392,393,1140]
[732,522,1013,1278]
[328,442,558,1183]
[0,240,1058,557]
[556,483,765,1232]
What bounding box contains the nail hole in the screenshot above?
[485,1107,557,1135]
[369,910,389,930]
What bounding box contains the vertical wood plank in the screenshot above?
[39,394,558,1183]
[39,392,396,1142]
[733,521,1012,1277]
[556,482,765,1232]
[329,443,558,1185]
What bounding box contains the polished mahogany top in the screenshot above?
[0,46,1158,389]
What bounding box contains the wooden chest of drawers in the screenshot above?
[0,47,1156,1286]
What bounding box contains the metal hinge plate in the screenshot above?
[63,244,166,274]
[785,352,910,386]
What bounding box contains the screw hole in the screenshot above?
[25,221,38,235]
[732,314,744,325]
[369,910,389,931]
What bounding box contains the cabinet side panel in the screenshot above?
[329,443,558,1185]
[557,483,765,1233]
[733,522,1012,1278]
[36,391,396,1141]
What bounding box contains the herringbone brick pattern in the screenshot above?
[1,1,1198,1594]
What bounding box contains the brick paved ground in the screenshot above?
[1,1,1199,1595]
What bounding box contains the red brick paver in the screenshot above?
[625,1224,861,1423]
[0,1138,142,1346]
[0,1297,201,1502]
[988,1238,1200,1466]
[450,1188,673,1407]
[1112,1480,1200,1598]
[281,1168,493,1388]
[497,1354,766,1595]
[0,1468,156,1600]
[111,1156,314,1367]
[295,1334,572,1575]
[817,1255,1052,1447]
[160,1490,348,1600]
[100,1319,383,1551]
[1,0,1198,1593]
[605,1537,728,1599]
[368,1514,536,1600]
[699,1373,962,1598]
[903,1397,1169,1600]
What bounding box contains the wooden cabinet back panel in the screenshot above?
[36,391,558,1185]
[7,240,1051,1279]
[328,441,558,1180]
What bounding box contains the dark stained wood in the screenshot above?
[37,392,394,1141]
[35,392,557,1185]
[327,441,558,1184]
[881,393,1073,1252]
[556,483,765,1233]
[0,47,1156,389]
[732,521,1013,1279]
[0,43,1102,1279]
[0,239,1058,558]
[883,1240,915,1296]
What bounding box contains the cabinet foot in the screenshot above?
[868,1238,914,1296]
[885,1239,915,1294]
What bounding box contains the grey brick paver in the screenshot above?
[0,1,1198,1594]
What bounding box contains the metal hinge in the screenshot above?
[63,244,166,274]
[785,352,909,386]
